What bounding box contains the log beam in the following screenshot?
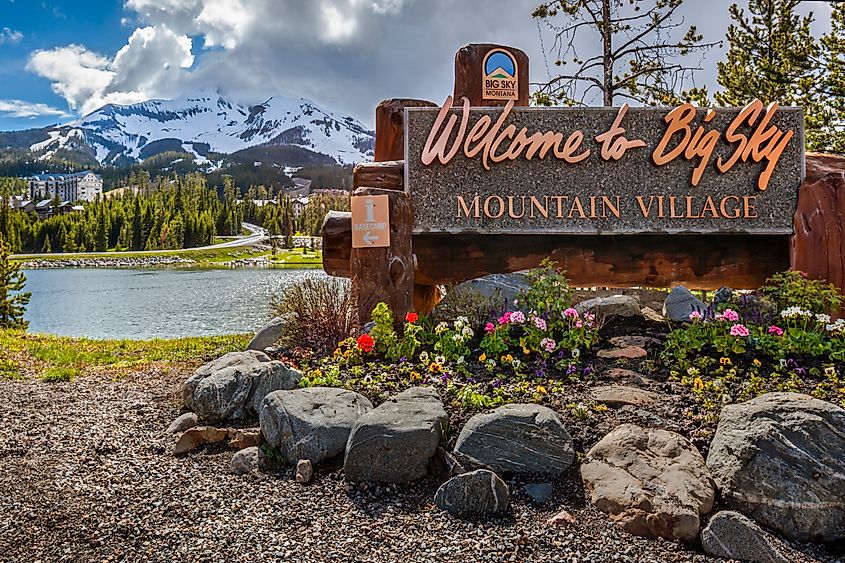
[350,188,414,328]
[352,160,404,191]
[375,99,437,162]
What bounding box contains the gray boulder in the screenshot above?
[575,295,641,318]
[522,482,554,505]
[706,392,845,543]
[166,412,198,433]
[231,446,260,475]
[700,511,790,563]
[344,387,448,483]
[183,351,301,422]
[663,286,707,321]
[433,273,529,321]
[260,387,373,465]
[581,423,715,541]
[454,404,574,475]
[434,469,510,516]
[247,316,288,351]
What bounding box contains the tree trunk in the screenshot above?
[602,0,613,107]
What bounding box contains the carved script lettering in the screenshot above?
[421,97,796,191]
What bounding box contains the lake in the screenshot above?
[22,268,327,340]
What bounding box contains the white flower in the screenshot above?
[826,319,845,333]
[815,313,832,324]
[780,306,812,319]
[419,351,430,363]
[434,355,446,365]
[435,322,449,334]
[571,348,581,359]
[462,326,474,339]
[454,316,469,330]
[456,356,465,365]
[512,359,522,369]
[452,333,464,343]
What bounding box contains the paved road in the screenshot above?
[11,222,268,259]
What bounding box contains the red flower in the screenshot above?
[405,312,419,323]
[356,334,375,353]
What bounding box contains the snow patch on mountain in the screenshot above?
[28,91,374,166]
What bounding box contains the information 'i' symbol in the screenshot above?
[365,198,376,222]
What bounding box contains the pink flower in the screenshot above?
[498,312,511,325]
[723,309,739,322]
[563,308,579,319]
[575,320,583,328]
[541,338,556,353]
[510,311,526,324]
[533,317,547,330]
[768,325,784,337]
[689,311,702,320]
[485,322,495,333]
[730,324,750,337]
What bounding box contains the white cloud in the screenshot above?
[0,27,23,44]
[0,99,69,119]
[27,26,193,114]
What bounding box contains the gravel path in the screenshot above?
[0,369,835,562]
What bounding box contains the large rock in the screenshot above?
[434,469,510,516]
[260,387,373,465]
[581,423,715,541]
[433,273,529,320]
[183,351,301,421]
[166,412,198,433]
[343,387,448,483]
[706,392,845,543]
[453,404,574,475]
[663,286,706,321]
[247,316,288,351]
[590,385,661,408]
[700,511,790,563]
[575,295,641,318]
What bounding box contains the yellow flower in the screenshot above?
[536,385,548,395]
[693,377,704,391]
[839,387,845,395]
[501,354,513,364]
[409,371,421,381]
[522,346,530,355]
[428,363,442,373]
[720,357,732,366]
[479,353,487,362]
[752,359,762,367]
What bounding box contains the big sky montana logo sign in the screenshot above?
[404,97,804,236]
[482,49,518,101]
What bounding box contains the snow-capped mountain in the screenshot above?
[26,91,375,166]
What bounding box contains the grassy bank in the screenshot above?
[12,246,323,267]
[0,330,251,381]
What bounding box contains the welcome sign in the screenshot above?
[405,98,804,235]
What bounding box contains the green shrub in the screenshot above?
[761,271,843,314]
[41,366,78,382]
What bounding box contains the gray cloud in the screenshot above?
[25,0,833,125]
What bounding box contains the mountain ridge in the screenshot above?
[1,90,375,169]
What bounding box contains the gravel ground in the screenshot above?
[0,368,839,563]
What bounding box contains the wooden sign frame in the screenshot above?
[323,43,844,325]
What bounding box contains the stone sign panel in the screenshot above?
[405,98,804,235]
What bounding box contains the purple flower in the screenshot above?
[491,379,502,389]
[582,366,594,376]
[440,374,449,382]
[467,377,476,384]
[535,369,546,378]
[399,356,407,364]
[566,364,577,376]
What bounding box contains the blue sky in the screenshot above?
[0,0,833,132]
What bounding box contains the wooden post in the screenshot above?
[351,187,414,328]
[375,99,437,162]
[454,43,530,107]
[374,99,442,316]
[791,153,845,296]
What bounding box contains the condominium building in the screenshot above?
[27,171,103,202]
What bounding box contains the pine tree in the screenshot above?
[0,237,31,330]
[809,4,845,153]
[41,234,52,253]
[715,1,817,107]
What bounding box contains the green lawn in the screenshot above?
[0,330,251,382]
[13,245,323,267]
